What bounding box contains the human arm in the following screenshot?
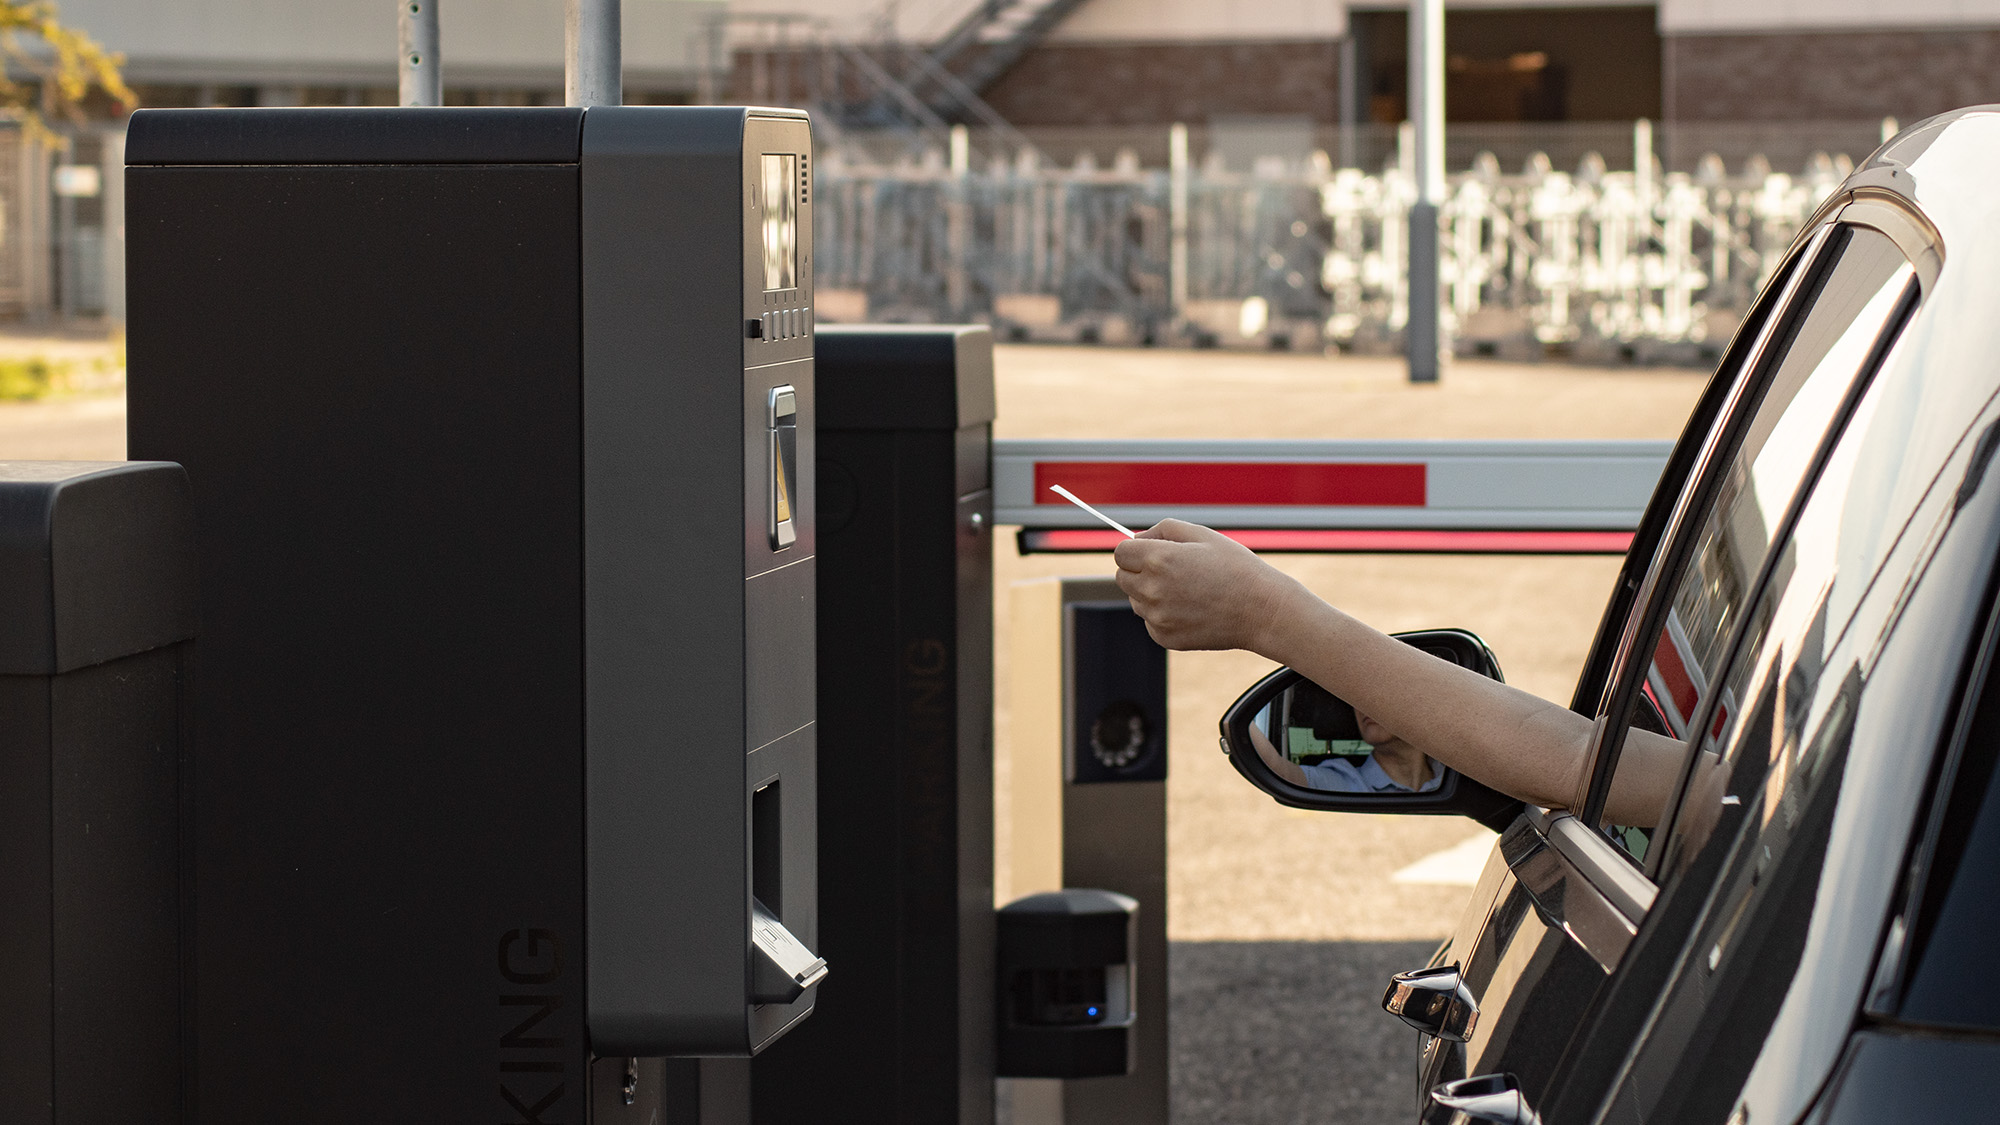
[1247,723,1310,787]
[1113,520,1681,820]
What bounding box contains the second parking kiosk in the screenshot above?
[126,106,821,1120]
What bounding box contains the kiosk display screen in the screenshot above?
[761,154,798,291]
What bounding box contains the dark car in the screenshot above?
[1219,106,2000,1123]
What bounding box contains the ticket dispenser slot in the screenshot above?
[750,778,825,1002]
[752,901,828,1004]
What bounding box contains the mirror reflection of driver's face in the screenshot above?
[1273,698,1442,795]
[1354,709,1392,747]
[1351,708,1435,793]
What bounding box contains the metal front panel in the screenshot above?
[584,106,819,1057]
[1056,579,1170,1125]
[745,722,819,1050]
[755,396,998,1121]
[742,114,821,1049]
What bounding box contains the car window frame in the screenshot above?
[1642,278,1926,882]
[1571,220,1838,823]
[1567,188,1941,722]
[1613,246,1923,868]
[1565,240,1810,720]
[1497,225,1849,958]
[1578,208,1938,888]
[1582,306,2000,1125]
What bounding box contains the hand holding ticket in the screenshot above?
[1048,484,1137,538]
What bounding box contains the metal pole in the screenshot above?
[398,0,441,107]
[102,129,125,323]
[567,0,622,108]
[1338,33,1357,170]
[948,124,969,319]
[55,146,75,318]
[1634,117,1654,210]
[1406,0,1443,383]
[1169,122,1189,335]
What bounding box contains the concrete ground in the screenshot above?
[0,327,126,457]
[0,340,1707,1125]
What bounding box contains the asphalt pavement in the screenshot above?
[1171,940,1438,1125]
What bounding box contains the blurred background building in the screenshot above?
[9,0,2000,341]
[64,0,722,107]
[729,1,1998,158]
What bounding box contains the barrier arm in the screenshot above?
[997,439,1672,554]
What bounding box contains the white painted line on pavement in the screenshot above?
[1391,831,1498,886]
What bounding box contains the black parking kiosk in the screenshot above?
[126,106,822,1121]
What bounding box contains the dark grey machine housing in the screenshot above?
[125,106,820,1120]
[753,326,996,1123]
[0,461,195,1124]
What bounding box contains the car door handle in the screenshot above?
[1382,964,1479,1041]
[1430,1073,1542,1125]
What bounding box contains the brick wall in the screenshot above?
[1667,28,2000,121]
[979,40,1342,127]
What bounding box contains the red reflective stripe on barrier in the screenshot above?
[1033,461,1426,507]
[1651,628,1700,725]
[1018,529,1635,554]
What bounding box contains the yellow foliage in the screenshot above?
[0,356,60,400]
[0,1,134,142]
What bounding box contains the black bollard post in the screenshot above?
[753,325,998,1124]
[0,461,196,1123]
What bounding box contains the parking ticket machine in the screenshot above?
[125,106,820,1120]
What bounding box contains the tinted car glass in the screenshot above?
[1596,227,1915,863]
[1566,246,1805,719]
[1652,355,1911,883]
[1899,586,2000,1031]
[1602,294,2000,1125]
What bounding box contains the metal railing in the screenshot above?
[815,119,1886,361]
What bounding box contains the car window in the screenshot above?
[1900,602,2000,1032]
[1652,354,1903,881]
[1593,226,1916,864]
[1568,247,1806,718]
[1593,280,2000,1125]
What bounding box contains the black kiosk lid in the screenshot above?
[0,461,196,675]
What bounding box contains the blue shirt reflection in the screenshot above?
[1298,753,1443,794]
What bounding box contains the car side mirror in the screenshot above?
[1218,629,1523,831]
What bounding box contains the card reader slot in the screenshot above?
[768,385,798,550]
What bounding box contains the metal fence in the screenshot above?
[0,121,122,324]
[0,116,1880,348]
[815,119,1883,361]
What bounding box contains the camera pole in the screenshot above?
[567,0,622,107]
[1406,0,1444,383]
[398,1,441,107]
